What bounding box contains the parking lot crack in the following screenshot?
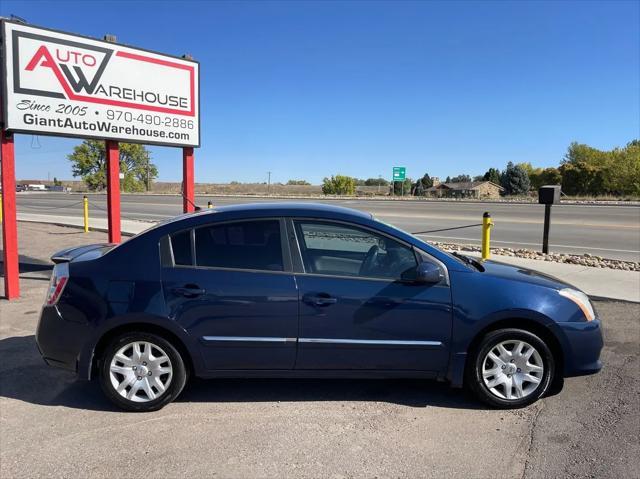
[521,401,544,479]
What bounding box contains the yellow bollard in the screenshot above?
[207,201,213,209]
[481,212,492,260]
[83,196,89,233]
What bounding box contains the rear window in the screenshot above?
[194,220,283,271]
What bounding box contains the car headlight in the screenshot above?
[559,288,596,321]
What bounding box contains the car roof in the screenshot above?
[211,202,373,220]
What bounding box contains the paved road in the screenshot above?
[1,222,638,478]
[16,192,640,261]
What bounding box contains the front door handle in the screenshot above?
[303,293,338,307]
[172,285,206,298]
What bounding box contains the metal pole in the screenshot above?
[182,147,195,213]
[267,171,271,195]
[542,204,551,254]
[83,196,89,233]
[482,212,492,260]
[1,129,20,299]
[105,140,121,243]
[146,152,150,192]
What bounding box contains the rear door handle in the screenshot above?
[172,285,206,298]
[303,293,338,307]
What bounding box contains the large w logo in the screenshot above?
[24,44,113,95]
[58,63,108,94]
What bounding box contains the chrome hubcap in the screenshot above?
[109,341,173,403]
[482,340,544,400]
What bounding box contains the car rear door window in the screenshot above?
[294,221,417,280]
[195,220,284,271]
[170,230,193,266]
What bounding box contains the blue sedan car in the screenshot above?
[36,203,603,411]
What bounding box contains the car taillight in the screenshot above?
[45,263,69,305]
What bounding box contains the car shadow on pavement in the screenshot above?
[0,335,484,411]
[179,377,483,410]
[0,255,53,275]
[0,335,119,412]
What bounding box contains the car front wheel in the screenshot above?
[99,332,187,412]
[467,328,555,408]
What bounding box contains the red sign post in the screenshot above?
[183,147,195,213]
[105,140,121,243]
[1,130,19,299]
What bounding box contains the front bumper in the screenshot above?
[36,305,90,374]
[558,318,604,377]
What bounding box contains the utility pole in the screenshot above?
[378,175,382,193]
[146,152,150,192]
[267,171,271,195]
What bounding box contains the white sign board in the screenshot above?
[1,21,199,147]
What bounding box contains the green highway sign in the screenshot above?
[392,166,406,181]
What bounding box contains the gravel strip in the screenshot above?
[429,242,640,271]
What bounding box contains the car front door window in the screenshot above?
[294,221,418,281]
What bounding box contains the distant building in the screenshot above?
[426,181,503,199]
[431,177,441,187]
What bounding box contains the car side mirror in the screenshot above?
[415,261,444,284]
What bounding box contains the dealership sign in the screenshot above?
[1,21,199,147]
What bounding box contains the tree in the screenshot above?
[413,173,433,196]
[393,177,413,196]
[516,162,535,176]
[449,174,471,183]
[501,161,531,196]
[322,175,356,195]
[530,167,561,190]
[559,140,640,196]
[286,179,310,185]
[445,176,451,183]
[53,177,62,186]
[482,168,501,184]
[68,140,157,192]
[364,177,389,186]
[610,141,640,195]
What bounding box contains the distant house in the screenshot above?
[426,181,503,199]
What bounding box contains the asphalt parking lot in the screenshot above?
[1,223,638,478]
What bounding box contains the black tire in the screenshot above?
[99,332,187,412]
[466,328,555,408]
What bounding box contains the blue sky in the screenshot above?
[2,0,638,184]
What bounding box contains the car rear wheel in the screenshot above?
[467,328,555,408]
[99,332,187,412]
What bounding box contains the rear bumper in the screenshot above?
[558,319,603,377]
[36,305,90,375]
